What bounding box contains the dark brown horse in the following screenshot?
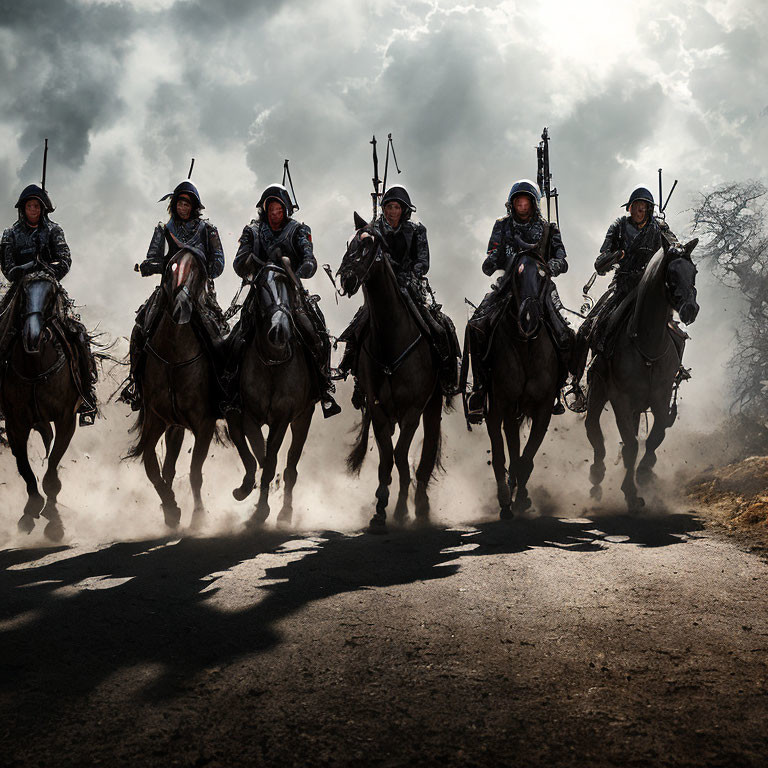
[471,253,562,518]
[586,240,699,509]
[338,213,449,533]
[226,262,316,527]
[128,249,218,529]
[1,273,84,541]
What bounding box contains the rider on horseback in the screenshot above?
[120,180,229,410]
[222,183,341,418]
[569,185,687,410]
[465,179,573,423]
[337,185,460,408]
[0,184,98,426]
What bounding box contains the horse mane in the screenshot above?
[629,247,666,337]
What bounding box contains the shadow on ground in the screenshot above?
[0,507,704,720]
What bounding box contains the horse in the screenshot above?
[585,240,699,510]
[468,252,562,519]
[225,261,317,527]
[1,272,85,541]
[338,212,449,533]
[128,248,219,529]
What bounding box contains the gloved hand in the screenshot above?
[295,260,316,279]
[481,256,497,276]
[139,258,163,277]
[547,258,566,277]
[8,262,35,280]
[595,250,620,276]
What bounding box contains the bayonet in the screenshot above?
[41,138,49,191]
[370,135,381,220]
[282,158,300,212]
[536,127,559,226]
[382,133,401,193]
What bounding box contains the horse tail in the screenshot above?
[346,410,371,475]
[125,407,146,459]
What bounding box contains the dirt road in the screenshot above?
[1,505,767,768]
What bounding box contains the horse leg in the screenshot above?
[189,422,215,531]
[613,400,644,511]
[513,403,552,512]
[585,373,609,502]
[162,426,185,486]
[142,416,182,528]
[277,407,313,527]
[486,400,511,519]
[414,388,443,522]
[250,421,289,527]
[228,412,258,501]
[7,422,44,533]
[391,412,420,525]
[40,415,77,542]
[369,410,395,533]
[637,400,670,487]
[245,413,266,467]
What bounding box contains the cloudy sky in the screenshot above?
[1,0,767,421]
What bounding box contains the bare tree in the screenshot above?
[693,180,768,422]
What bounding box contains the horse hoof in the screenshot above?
[627,496,645,512]
[514,495,532,512]
[163,504,181,529]
[393,506,408,525]
[18,515,35,535]
[190,508,205,531]
[368,515,387,534]
[499,504,513,520]
[590,485,603,501]
[44,518,65,543]
[232,484,253,502]
[637,469,656,487]
[24,495,45,519]
[276,511,292,529]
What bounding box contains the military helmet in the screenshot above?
[622,186,654,211]
[158,180,205,211]
[15,184,54,214]
[381,185,416,215]
[506,179,541,211]
[257,184,294,217]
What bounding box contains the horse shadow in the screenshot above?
[0,505,704,721]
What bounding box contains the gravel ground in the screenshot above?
[2,503,767,768]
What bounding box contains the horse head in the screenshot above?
[666,238,700,325]
[337,212,385,297]
[507,252,548,339]
[256,264,294,360]
[163,246,206,325]
[21,273,58,354]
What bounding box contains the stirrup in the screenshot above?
[675,366,691,384]
[552,394,565,415]
[78,410,96,427]
[331,367,349,381]
[321,396,342,418]
[466,390,485,425]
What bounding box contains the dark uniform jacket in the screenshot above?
[483,214,567,276]
[0,218,71,282]
[233,218,315,279]
[141,217,225,278]
[374,216,429,278]
[597,216,679,295]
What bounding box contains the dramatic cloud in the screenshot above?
[0,0,766,424]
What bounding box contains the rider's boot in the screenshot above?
[466,382,486,425]
[119,325,144,412]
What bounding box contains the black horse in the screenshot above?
[338,213,450,532]
[128,249,219,529]
[586,240,699,509]
[465,253,562,518]
[1,273,85,540]
[226,261,317,527]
